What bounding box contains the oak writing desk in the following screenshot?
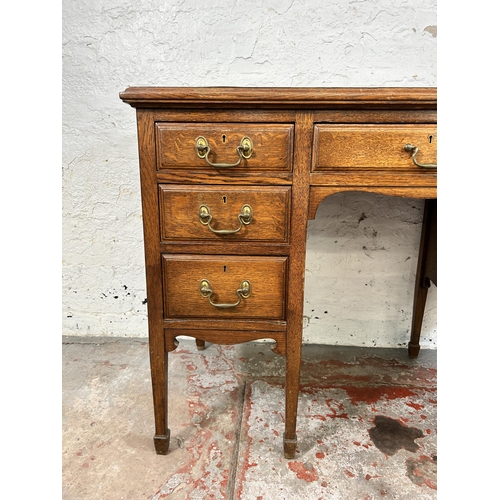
[119,87,437,459]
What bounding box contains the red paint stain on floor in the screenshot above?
[406,455,437,490]
[344,469,356,478]
[342,385,416,405]
[316,452,325,459]
[287,461,319,482]
[406,402,425,410]
[325,398,349,419]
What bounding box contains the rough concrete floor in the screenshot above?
[62,336,437,499]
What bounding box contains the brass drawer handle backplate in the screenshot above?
[198,204,253,235]
[196,135,253,168]
[404,144,437,169]
[199,279,252,309]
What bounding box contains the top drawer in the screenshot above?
[156,123,294,172]
[312,125,437,171]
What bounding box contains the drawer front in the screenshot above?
[156,123,294,172]
[159,185,291,242]
[162,255,287,319]
[312,125,437,171]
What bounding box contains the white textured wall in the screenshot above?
[62,0,437,348]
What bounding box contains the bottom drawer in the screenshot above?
[162,255,287,319]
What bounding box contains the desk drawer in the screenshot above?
[159,185,291,242]
[156,123,293,172]
[162,255,287,320]
[312,125,437,171]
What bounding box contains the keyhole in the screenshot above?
[222,195,227,204]
[429,134,433,144]
[223,266,227,273]
[222,134,227,143]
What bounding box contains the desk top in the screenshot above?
[119,87,437,109]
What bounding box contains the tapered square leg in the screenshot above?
[283,340,301,459]
[409,199,437,358]
[281,110,313,458]
[150,335,170,455]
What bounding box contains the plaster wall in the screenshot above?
[62,0,437,348]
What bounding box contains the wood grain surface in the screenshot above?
[159,185,291,242]
[156,123,293,171]
[313,124,437,170]
[162,255,287,320]
[120,87,437,109]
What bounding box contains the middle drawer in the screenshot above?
[159,185,291,243]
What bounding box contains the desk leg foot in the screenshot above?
[409,282,428,359]
[154,430,171,455]
[195,338,206,351]
[283,434,297,459]
[408,342,421,359]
